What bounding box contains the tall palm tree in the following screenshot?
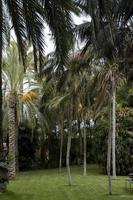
[94,65,117,178]
[2,43,25,179]
[91,60,126,194]
[2,43,43,179]
[46,49,95,183]
[76,0,133,193]
[0,0,78,190]
[69,51,95,176]
[0,0,77,145]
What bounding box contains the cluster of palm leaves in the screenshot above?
[0,0,132,195]
[76,0,133,195]
[0,0,78,161]
[0,0,78,192]
[2,42,45,179]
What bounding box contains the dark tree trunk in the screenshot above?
[0,0,3,161]
[0,4,8,192]
[0,68,3,159]
[59,115,64,172]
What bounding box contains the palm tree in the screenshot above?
[2,43,43,179]
[70,52,95,175]
[76,0,133,192]
[67,52,93,177]
[0,0,78,190]
[2,43,24,179]
[46,49,95,183]
[91,60,126,195]
[0,0,77,144]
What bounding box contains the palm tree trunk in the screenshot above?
[83,124,87,176]
[66,105,72,186]
[15,102,19,172]
[0,43,3,161]
[59,115,64,172]
[78,119,82,165]
[8,92,17,179]
[0,7,8,192]
[66,132,72,186]
[112,73,116,178]
[0,3,3,161]
[107,97,112,195]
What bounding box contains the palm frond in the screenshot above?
[117,0,133,24]
[44,0,76,66]
[2,42,24,91]
[6,0,27,64]
[23,0,45,73]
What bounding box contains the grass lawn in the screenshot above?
[0,165,132,200]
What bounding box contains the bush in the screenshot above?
[90,107,133,175]
[18,123,38,170]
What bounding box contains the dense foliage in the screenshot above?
[0,0,133,194]
[90,107,133,175]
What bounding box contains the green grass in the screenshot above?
[0,165,132,200]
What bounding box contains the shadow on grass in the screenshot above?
[70,165,103,176]
[17,164,103,178]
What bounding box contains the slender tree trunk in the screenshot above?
[59,115,64,172]
[66,132,72,186]
[83,124,87,176]
[78,119,82,165]
[66,105,72,186]
[107,98,112,195]
[8,92,17,179]
[112,73,116,178]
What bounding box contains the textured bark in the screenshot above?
[0,68,3,159]
[83,126,87,176]
[0,2,3,160]
[8,92,17,179]
[0,4,8,193]
[15,103,19,172]
[111,73,116,178]
[0,68,3,160]
[107,98,112,195]
[59,116,64,172]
